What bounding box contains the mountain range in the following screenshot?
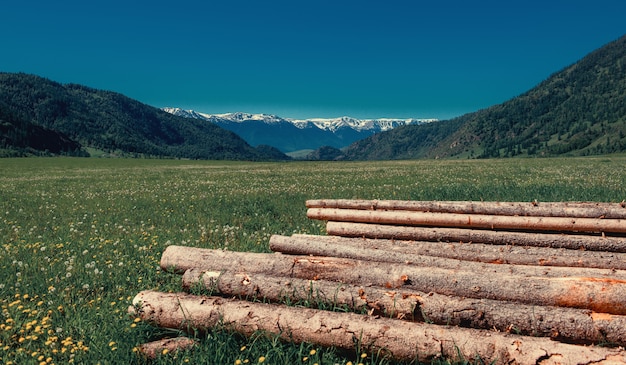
[161,108,436,154]
[1,34,624,160]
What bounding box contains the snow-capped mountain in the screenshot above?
[162,107,437,153]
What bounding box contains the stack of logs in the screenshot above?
[130,200,626,364]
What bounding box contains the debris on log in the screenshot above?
[325,221,626,252]
[130,290,626,365]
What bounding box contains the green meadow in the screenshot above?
[1,156,625,365]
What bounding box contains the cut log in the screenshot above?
[130,290,626,364]
[160,246,626,314]
[306,199,626,219]
[269,235,626,280]
[271,233,626,271]
[307,208,626,233]
[181,268,626,346]
[136,337,197,359]
[182,269,419,319]
[325,221,626,252]
[160,246,294,274]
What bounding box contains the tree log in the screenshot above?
[306,199,626,219]
[182,269,419,319]
[307,208,626,234]
[136,337,197,359]
[181,268,626,346]
[270,233,626,271]
[160,246,626,314]
[160,246,294,274]
[129,290,626,364]
[325,221,626,252]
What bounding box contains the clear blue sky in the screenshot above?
[2,1,625,120]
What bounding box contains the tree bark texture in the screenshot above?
[308,208,626,234]
[160,246,626,315]
[130,290,626,364]
[306,199,626,219]
[270,233,626,271]
[181,269,419,319]
[163,244,626,282]
[180,268,626,346]
[136,337,197,359]
[325,221,626,252]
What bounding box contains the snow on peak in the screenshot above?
[214,112,287,124]
[162,107,437,131]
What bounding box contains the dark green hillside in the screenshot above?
[0,73,289,160]
[0,102,84,157]
[342,34,626,160]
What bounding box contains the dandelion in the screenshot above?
[162,348,169,355]
[309,349,316,356]
[258,356,265,363]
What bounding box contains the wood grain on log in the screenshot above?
[160,246,626,314]
[136,337,197,359]
[325,221,626,252]
[182,269,419,319]
[181,268,626,346]
[306,199,626,219]
[271,233,626,271]
[307,208,626,233]
[130,290,626,364]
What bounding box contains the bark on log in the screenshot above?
[129,290,626,364]
[181,268,626,346]
[182,269,419,319]
[271,233,626,271]
[306,199,626,219]
[136,337,197,359]
[269,235,626,280]
[307,208,626,234]
[325,221,626,252]
[160,246,626,314]
[160,246,294,274]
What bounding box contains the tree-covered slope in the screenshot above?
[342,34,626,160]
[0,101,84,157]
[0,73,289,160]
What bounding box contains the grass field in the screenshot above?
[1,156,625,365]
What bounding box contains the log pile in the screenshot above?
[130,199,626,364]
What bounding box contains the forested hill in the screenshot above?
[341,34,626,160]
[0,73,289,160]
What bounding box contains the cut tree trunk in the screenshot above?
[129,290,626,364]
[325,221,626,252]
[182,269,419,319]
[181,268,626,346]
[163,244,626,282]
[307,208,626,234]
[270,233,626,271]
[160,246,626,314]
[306,199,626,219]
[136,337,197,359]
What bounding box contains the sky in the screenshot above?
[2,1,625,120]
